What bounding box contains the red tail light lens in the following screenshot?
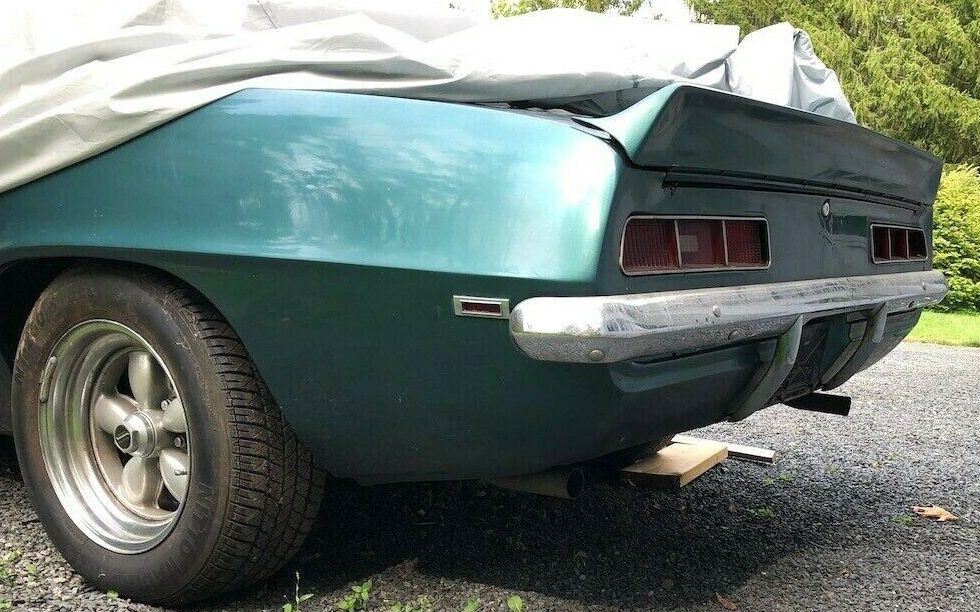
[871,224,927,263]
[725,220,767,266]
[872,226,891,261]
[889,228,909,259]
[621,217,768,275]
[908,230,927,259]
[677,220,725,268]
[621,219,678,273]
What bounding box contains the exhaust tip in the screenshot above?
[565,468,585,499]
[786,392,851,416]
[490,466,585,499]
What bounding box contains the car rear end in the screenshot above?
[16,86,937,483]
[510,84,946,426]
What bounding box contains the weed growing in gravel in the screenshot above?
[0,596,11,610]
[462,597,481,611]
[337,579,372,611]
[894,515,916,527]
[283,571,314,612]
[0,552,20,565]
[106,590,119,601]
[746,507,776,519]
[764,473,795,485]
[24,563,38,581]
[389,594,434,611]
[507,595,525,612]
[0,550,21,588]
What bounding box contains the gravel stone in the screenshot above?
[0,342,977,611]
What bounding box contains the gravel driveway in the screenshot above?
[1,342,977,611]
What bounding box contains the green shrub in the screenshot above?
[932,165,980,312]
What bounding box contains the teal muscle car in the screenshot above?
[0,84,947,604]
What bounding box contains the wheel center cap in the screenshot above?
[113,412,157,457]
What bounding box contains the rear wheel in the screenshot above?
[12,265,324,605]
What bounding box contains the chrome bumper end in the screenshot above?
[509,271,947,364]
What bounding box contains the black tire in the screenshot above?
[11,264,325,605]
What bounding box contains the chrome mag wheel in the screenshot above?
[14,267,324,603]
[38,320,190,553]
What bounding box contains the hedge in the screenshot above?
[932,165,980,312]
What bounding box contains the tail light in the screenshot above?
[677,220,726,268]
[621,218,678,273]
[871,224,928,262]
[621,216,769,275]
[725,220,767,266]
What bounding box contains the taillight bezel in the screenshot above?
[620,215,771,276]
[870,223,928,264]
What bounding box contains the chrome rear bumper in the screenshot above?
[509,270,947,365]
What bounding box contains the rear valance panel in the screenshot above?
[580,84,942,207]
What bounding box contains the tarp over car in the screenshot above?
[0,0,855,194]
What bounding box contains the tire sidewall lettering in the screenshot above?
[11,267,232,601]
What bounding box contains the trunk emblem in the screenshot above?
[822,200,831,217]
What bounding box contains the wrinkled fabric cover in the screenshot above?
[0,1,854,194]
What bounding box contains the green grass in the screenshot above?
[907,311,980,347]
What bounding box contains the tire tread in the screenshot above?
[155,279,325,605]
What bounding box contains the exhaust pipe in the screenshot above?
[490,467,585,499]
[786,392,851,416]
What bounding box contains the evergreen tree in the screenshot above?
[493,0,980,165]
[687,0,980,165]
[491,0,643,17]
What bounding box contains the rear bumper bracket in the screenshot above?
[728,316,804,422]
[821,305,888,390]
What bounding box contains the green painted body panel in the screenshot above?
[0,89,631,480]
[0,88,934,481]
[1,90,617,283]
[582,84,942,206]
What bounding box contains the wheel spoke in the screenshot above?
[128,351,169,411]
[120,456,163,508]
[162,397,188,434]
[92,393,137,435]
[159,449,189,501]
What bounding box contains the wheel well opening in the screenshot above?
[0,258,77,368]
[0,257,236,436]
[0,258,209,368]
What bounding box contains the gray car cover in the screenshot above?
[0,0,855,194]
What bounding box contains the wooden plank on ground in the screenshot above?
[621,441,727,488]
[671,434,777,464]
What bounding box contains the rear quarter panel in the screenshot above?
[0,90,623,479]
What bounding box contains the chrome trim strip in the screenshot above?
[509,270,947,364]
[619,215,771,276]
